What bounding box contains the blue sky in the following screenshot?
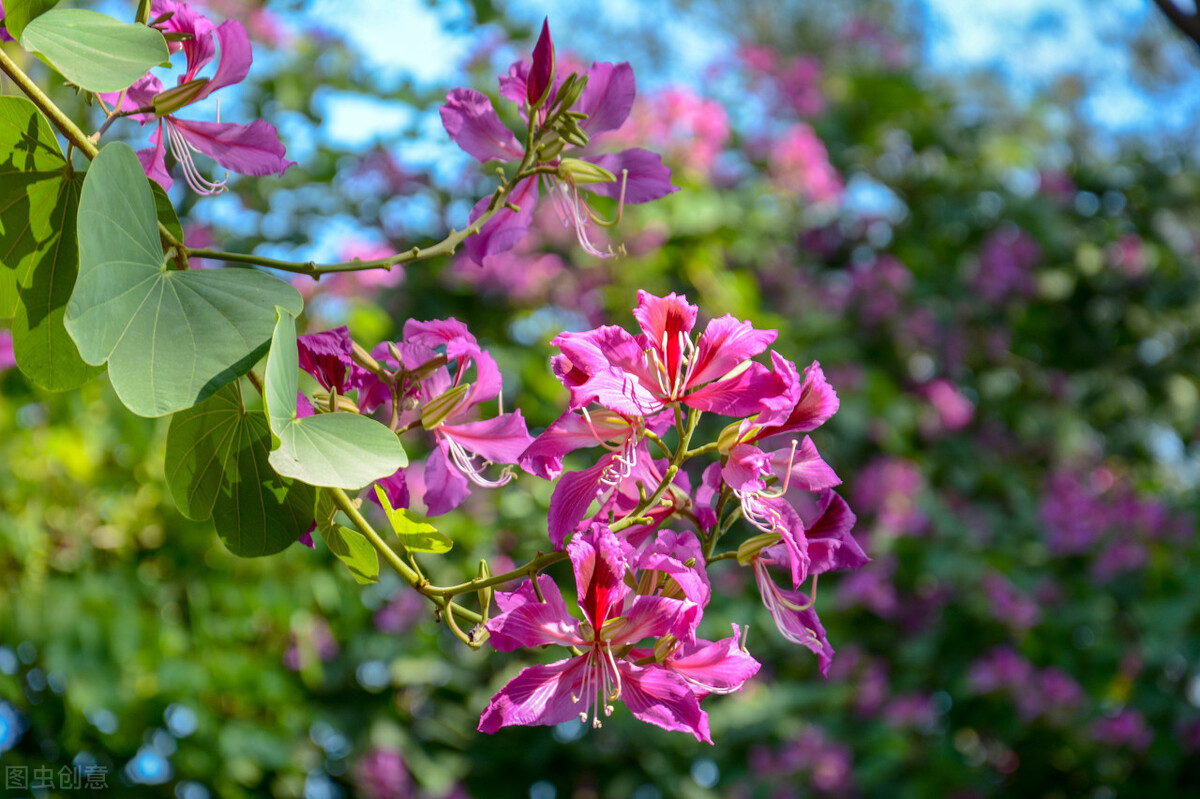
[292,0,1200,146]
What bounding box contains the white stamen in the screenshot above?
[165,122,229,196]
[443,435,515,488]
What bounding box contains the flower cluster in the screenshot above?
[101,0,294,194]
[475,291,866,739]
[440,20,676,264]
[294,318,532,518]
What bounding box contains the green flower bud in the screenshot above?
[557,157,616,186]
[152,78,210,117]
[737,532,782,566]
[420,383,470,430]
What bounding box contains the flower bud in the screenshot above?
[477,560,492,622]
[152,78,210,116]
[716,420,747,454]
[420,383,470,429]
[557,157,616,186]
[736,532,782,566]
[599,616,628,642]
[653,634,679,662]
[551,72,588,113]
[557,119,590,148]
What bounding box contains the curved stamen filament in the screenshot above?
[760,439,800,500]
[546,177,619,259]
[586,169,628,227]
[443,435,515,488]
[165,121,229,195]
[580,407,623,453]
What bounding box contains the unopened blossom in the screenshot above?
[103,0,293,193]
[440,19,676,265]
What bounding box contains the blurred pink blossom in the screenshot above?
[1093,709,1154,751]
[768,123,842,205]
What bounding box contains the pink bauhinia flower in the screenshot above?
[440,19,676,264]
[552,290,792,419]
[698,437,841,588]
[366,318,532,516]
[519,407,671,547]
[102,0,293,194]
[479,525,745,741]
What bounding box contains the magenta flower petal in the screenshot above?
[577,61,636,136]
[547,454,616,548]
[464,176,539,266]
[684,361,788,417]
[527,19,555,106]
[439,412,533,465]
[619,663,712,743]
[662,624,762,697]
[633,291,698,364]
[461,350,503,408]
[757,360,839,438]
[519,409,634,480]
[497,60,530,105]
[755,563,834,675]
[805,492,868,575]
[138,124,172,190]
[296,392,314,418]
[636,530,712,610]
[484,593,585,652]
[297,326,360,393]
[569,525,632,628]
[770,436,841,491]
[423,442,471,517]
[195,19,253,100]
[477,657,590,733]
[615,595,696,646]
[494,573,568,615]
[99,73,163,125]
[575,367,663,417]
[160,0,216,76]
[689,314,777,388]
[724,443,772,493]
[369,468,410,511]
[169,118,296,177]
[402,317,480,362]
[585,148,678,204]
[439,88,523,163]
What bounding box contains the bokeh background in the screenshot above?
[4,0,1200,796]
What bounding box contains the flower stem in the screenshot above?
[328,487,484,633]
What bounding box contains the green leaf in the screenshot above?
[321,525,380,584]
[19,9,169,94]
[263,308,407,489]
[151,181,183,244]
[374,485,452,554]
[65,142,303,417]
[2,0,58,42]
[0,96,102,391]
[165,381,314,557]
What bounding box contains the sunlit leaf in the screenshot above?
[65,142,302,417]
[263,308,407,489]
[19,9,169,94]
